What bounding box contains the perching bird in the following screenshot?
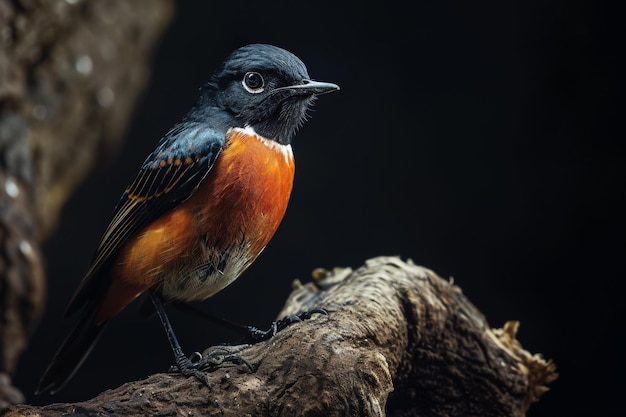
[36,44,339,394]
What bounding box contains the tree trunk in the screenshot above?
[1,256,558,416]
[0,0,173,405]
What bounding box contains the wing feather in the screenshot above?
[65,124,226,317]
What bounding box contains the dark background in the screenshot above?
[14,0,624,415]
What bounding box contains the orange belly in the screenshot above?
[97,128,295,322]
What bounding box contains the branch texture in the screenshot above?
[2,256,558,416]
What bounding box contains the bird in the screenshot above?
[36,44,339,395]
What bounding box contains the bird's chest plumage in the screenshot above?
[160,127,295,300]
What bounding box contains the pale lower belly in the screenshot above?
[159,244,256,302]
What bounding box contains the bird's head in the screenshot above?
[203,44,339,145]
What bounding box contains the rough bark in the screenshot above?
[1,257,558,416]
[0,0,173,405]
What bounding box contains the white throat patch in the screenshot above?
[230,126,293,163]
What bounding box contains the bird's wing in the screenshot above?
[65,124,225,317]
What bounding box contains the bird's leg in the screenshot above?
[171,302,328,344]
[171,301,254,336]
[149,291,208,384]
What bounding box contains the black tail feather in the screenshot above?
[36,311,106,395]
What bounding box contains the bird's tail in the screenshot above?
[36,310,106,395]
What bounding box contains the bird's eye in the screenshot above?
[242,72,264,93]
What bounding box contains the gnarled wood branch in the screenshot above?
[1,256,557,416]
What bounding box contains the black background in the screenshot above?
[14,1,624,415]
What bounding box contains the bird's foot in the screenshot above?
[195,344,255,372]
[243,308,328,343]
[168,351,209,385]
[169,346,255,377]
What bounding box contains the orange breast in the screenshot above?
[190,127,295,257]
[97,128,295,323]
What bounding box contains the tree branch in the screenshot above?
[1,256,557,416]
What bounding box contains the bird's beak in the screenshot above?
[284,79,340,96]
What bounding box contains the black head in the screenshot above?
[195,44,339,145]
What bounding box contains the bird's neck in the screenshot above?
[184,86,295,146]
[184,96,237,135]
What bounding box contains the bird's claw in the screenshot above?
[167,352,210,385]
[189,351,203,364]
[244,308,328,343]
[196,345,255,373]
